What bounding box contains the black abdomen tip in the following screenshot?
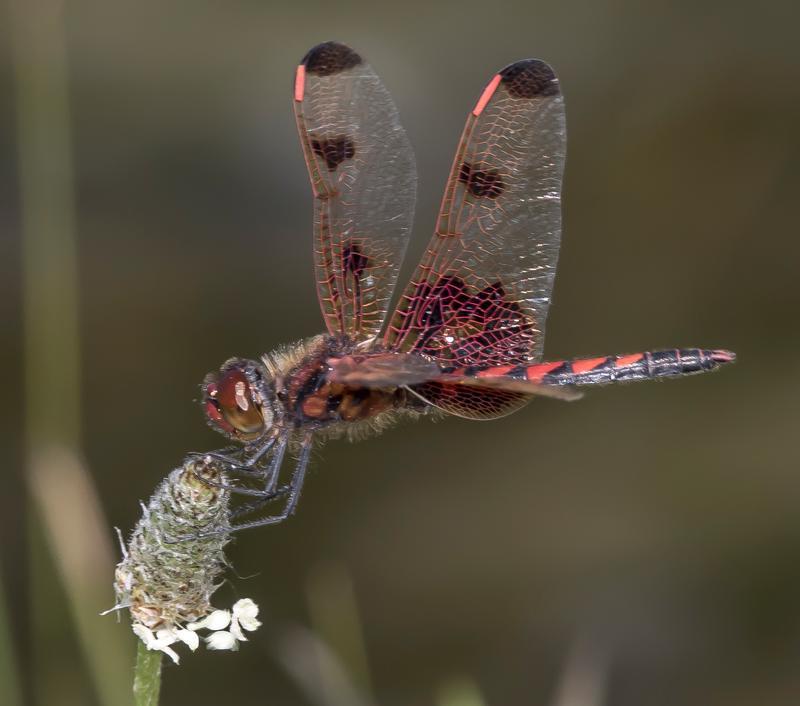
[301,41,362,76]
[499,59,559,98]
[709,349,736,364]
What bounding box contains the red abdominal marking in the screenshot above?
[524,361,565,383]
[571,357,608,374]
[451,349,736,388]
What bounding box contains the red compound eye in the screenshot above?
[203,365,264,440]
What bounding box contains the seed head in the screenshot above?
[114,456,231,630]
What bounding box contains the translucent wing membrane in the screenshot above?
[384,59,566,366]
[325,351,580,420]
[295,42,417,342]
[326,352,441,387]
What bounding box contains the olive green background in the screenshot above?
[2,1,799,705]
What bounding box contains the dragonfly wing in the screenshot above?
[407,370,580,420]
[295,42,416,342]
[384,58,566,366]
[326,352,441,387]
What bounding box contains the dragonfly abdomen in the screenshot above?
[465,349,736,387]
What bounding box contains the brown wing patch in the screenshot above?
[311,136,356,170]
[393,276,534,367]
[458,162,505,199]
[499,59,559,98]
[302,41,362,76]
[343,242,369,276]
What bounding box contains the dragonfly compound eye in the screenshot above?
[203,364,265,440]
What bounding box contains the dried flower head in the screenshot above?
[110,455,264,662]
[114,456,232,631]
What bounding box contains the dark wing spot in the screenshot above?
[499,59,559,98]
[343,243,369,277]
[458,161,505,198]
[311,136,356,170]
[302,41,362,76]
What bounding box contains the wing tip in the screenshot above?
[499,58,560,98]
[301,41,362,76]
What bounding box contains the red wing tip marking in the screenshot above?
[294,65,306,102]
[472,74,502,116]
[711,349,736,364]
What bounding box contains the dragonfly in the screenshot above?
[195,41,735,534]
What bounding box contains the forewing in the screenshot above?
[326,352,441,387]
[384,59,566,365]
[295,42,417,342]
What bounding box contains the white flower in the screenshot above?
[187,609,231,632]
[205,630,239,651]
[133,624,181,665]
[230,598,262,641]
[174,629,199,651]
[129,598,261,662]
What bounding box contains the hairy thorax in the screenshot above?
[264,335,424,440]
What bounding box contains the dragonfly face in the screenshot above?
[182,41,735,538]
[203,359,275,442]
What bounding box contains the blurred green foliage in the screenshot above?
[2,1,800,704]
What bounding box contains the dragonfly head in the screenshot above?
[202,359,274,441]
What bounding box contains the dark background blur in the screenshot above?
[2,1,800,705]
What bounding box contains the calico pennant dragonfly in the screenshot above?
[196,41,735,534]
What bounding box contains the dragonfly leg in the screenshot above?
[223,432,313,533]
[228,484,290,521]
[174,433,313,540]
[189,435,281,482]
[191,436,289,497]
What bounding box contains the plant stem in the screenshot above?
[133,641,162,706]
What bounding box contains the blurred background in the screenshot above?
[2,1,799,704]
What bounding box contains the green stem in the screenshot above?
[133,641,162,706]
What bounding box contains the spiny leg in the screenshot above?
[224,432,314,533]
[187,434,278,476]
[167,438,291,542]
[229,484,291,520]
[263,436,288,494]
[195,436,289,498]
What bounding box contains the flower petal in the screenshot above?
[132,624,156,647]
[205,630,239,651]
[187,609,231,632]
[176,629,200,651]
[232,598,262,632]
[160,644,181,665]
[229,617,247,642]
[154,629,178,646]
